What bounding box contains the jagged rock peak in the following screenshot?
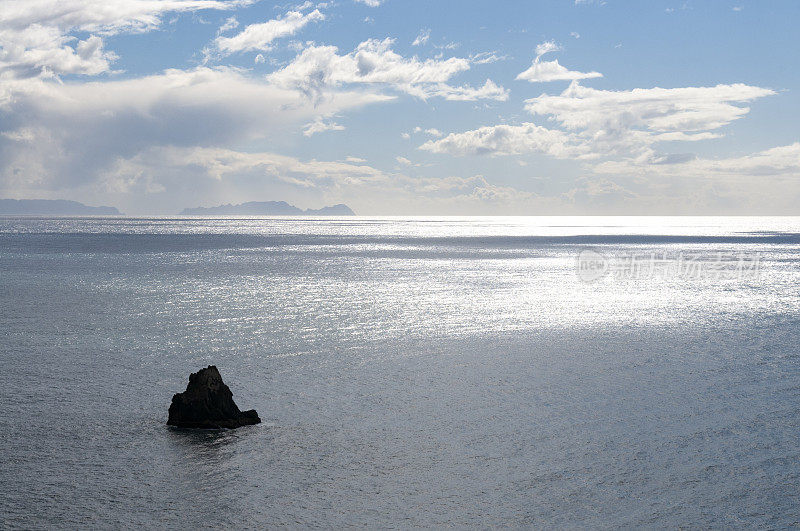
[167,366,260,429]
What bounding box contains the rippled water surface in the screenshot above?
[1,216,798,527]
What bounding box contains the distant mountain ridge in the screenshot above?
[180,201,355,216]
[0,199,121,215]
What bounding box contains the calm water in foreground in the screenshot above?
[0,216,798,528]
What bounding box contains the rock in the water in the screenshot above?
[167,366,261,429]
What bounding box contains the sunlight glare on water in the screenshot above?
[0,216,799,527]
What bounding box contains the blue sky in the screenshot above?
[0,0,798,214]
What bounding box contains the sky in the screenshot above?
[0,0,798,215]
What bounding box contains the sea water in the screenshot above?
[0,216,798,527]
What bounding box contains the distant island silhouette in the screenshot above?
[0,199,121,216]
[180,201,355,216]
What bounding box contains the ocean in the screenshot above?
[0,216,798,527]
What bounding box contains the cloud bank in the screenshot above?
[0,0,796,214]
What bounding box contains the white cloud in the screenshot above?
[0,0,249,35]
[394,174,555,215]
[303,116,345,136]
[128,146,389,186]
[88,145,397,212]
[217,16,239,34]
[709,143,800,176]
[535,40,561,56]
[412,28,430,46]
[517,40,602,83]
[1,0,792,215]
[354,0,383,6]
[468,180,537,204]
[576,143,800,214]
[517,58,602,83]
[215,8,324,54]
[0,27,119,78]
[418,76,795,213]
[469,51,507,65]
[421,81,776,164]
[0,0,249,78]
[404,79,508,101]
[420,123,578,157]
[93,146,554,215]
[594,143,800,178]
[527,82,774,131]
[433,41,459,52]
[266,38,508,101]
[0,67,388,193]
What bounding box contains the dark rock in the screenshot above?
[167,366,261,429]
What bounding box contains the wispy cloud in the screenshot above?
[266,38,508,101]
[215,7,324,54]
[516,40,602,83]
[303,116,345,136]
[421,81,776,168]
[420,123,577,157]
[412,28,430,46]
